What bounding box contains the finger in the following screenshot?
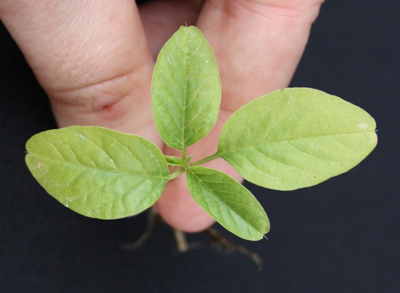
[0,0,159,143]
[197,0,324,111]
[139,0,205,58]
[157,0,324,232]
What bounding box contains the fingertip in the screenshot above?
[155,174,215,233]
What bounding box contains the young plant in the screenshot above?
[25,26,377,241]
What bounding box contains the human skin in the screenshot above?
[0,0,323,232]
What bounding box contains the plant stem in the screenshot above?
[168,167,186,181]
[182,148,187,161]
[190,153,220,166]
[173,229,189,253]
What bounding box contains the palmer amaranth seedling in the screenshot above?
[25,26,377,241]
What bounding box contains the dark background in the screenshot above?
[1,0,399,292]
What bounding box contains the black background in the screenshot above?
[1,0,399,292]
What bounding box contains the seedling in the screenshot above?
[25,26,377,241]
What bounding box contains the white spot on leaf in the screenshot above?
[357,123,368,130]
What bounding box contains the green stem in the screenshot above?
[190,153,221,166]
[182,148,187,161]
[168,167,186,181]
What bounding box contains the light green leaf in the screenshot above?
[217,88,377,191]
[152,26,221,152]
[186,166,270,241]
[25,126,169,219]
[165,156,184,166]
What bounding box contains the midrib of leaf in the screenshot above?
[62,175,157,207]
[28,153,169,180]
[218,131,375,157]
[184,69,213,111]
[181,28,189,157]
[188,169,266,233]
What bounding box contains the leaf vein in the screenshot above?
[286,141,330,163]
[102,133,148,175]
[252,146,314,176]
[185,69,214,109]
[228,152,280,181]
[75,134,119,170]
[28,153,168,179]
[331,135,356,153]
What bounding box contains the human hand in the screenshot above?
[0,0,323,232]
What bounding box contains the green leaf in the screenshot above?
[152,26,221,152]
[217,88,377,191]
[186,166,270,241]
[25,126,169,219]
[165,156,184,166]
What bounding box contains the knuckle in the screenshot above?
[48,63,152,125]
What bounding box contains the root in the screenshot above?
[204,227,263,270]
[121,209,159,250]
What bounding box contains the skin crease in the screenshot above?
[0,0,323,233]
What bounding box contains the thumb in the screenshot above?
[0,0,159,144]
